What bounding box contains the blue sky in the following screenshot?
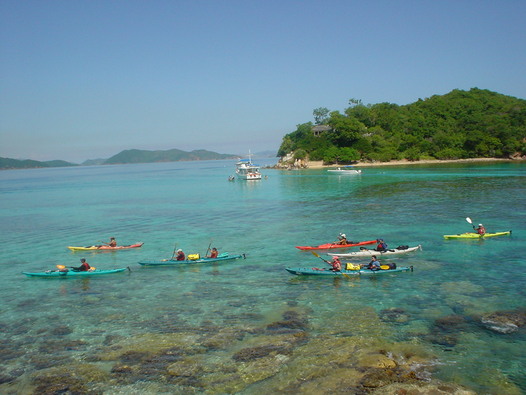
[1,0,525,162]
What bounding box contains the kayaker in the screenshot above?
[375,239,388,251]
[336,233,348,245]
[474,224,486,235]
[363,256,380,271]
[330,256,342,271]
[207,248,219,258]
[102,237,117,247]
[175,249,186,261]
[73,258,91,272]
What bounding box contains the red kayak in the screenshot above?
[295,240,377,251]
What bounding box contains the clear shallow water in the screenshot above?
[0,160,525,394]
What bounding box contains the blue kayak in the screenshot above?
[286,266,413,276]
[138,253,245,266]
[23,268,129,278]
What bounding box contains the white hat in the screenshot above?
[177,249,182,252]
[340,234,346,238]
[478,224,483,226]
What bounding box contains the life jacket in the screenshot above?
[477,226,486,235]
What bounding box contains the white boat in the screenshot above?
[327,166,361,174]
[235,154,262,180]
[328,245,421,259]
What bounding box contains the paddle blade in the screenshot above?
[465,217,473,224]
[311,251,320,258]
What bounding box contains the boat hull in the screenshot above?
[67,243,144,251]
[23,268,128,277]
[286,266,412,276]
[295,240,377,251]
[443,231,511,239]
[138,254,244,266]
[327,169,361,174]
[329,245,421,258]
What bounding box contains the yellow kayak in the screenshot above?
[443,231,511,239]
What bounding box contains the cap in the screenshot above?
[340,234,346,238]
[80,258,86,262]
[177,249,182,252]
[478,224,483,226]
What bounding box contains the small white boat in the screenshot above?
[327,166,361,174]
[328,245,422,259]
[235,153,262,180]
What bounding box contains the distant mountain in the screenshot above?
[0,157,77,170]
[104,148,238,164]
[81,158,106,166]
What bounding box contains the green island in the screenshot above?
[277,88,526,166]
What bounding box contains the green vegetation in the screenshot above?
[278,88,526,164]
[0,158,76,170]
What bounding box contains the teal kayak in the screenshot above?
[23,268,129,278]
[138,253,245,266]
[286,266,413,276]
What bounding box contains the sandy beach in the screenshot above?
[306,157,518,169]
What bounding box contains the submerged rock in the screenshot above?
[480,309,526,334]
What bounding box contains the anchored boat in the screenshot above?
[235,152,261,180]
[327,166,361,175]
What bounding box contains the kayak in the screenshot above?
[286,266,413,276]
[295,240,378,251]
[138,253,245,266]
[67,242,144,251]
[23,268,129,278]
[329,245,422,258]
[443,231,511,239]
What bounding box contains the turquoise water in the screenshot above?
[1,160,525,394]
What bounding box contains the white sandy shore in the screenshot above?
[306,158,519,169]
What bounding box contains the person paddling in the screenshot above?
[363,256,380,271]
[102,237,117,247]
[207,247,219,258]
[336,233,348,245]
[330,256,342,271]
[375,239,388,251]
[73,258,91,272]
[474,224,486,236]
[175,249,186,261]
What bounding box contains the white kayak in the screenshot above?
[328,245,421,259]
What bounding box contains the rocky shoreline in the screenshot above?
[273,157,523,169]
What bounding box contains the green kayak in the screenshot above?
[138,253,245,266]
[443,230,511,239]
[23,268,129,278]
[286,266,413,276]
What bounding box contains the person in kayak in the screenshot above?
[336,233,348,245]
[330,256,342,271]
[207,247,219,258]
[474,224,486,235]
[363,256,381,271]
[73,258,91,272]
[175,249,186,261]
[101,237,117,247]
[375,239,388,251]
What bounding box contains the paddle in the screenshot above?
[311,251,351,278]
[205,240,212,257]
[170,243,177,260]
[466,217,476,230]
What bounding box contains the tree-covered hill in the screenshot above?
[104,148,238,164]
[278,88,526,163]
[0,157,77,170]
